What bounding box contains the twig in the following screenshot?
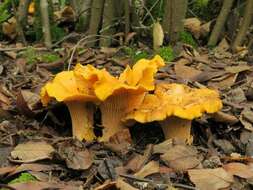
[67,35,119,70]
[0,47,47,52]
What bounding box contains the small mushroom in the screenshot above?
[76,56,165,141]
[40,71,98,141]
[124,83,222,144]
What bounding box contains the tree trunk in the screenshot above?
[232,0,253,51]
[40,0,52,48]
[124,0,130,36]
[162,0,188,45]
[17,0,31,27]
[70,0,91,32]
[87,0,104,47]
[99,0,116,47]
[208,0,234,47]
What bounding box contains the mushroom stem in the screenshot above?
[66,101,95,141]
[159,117,193,144]
[99,95,126,142]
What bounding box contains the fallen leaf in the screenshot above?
[0,91,11,110]
[125,154,146,172]
[2,17,17,39]
[174,63,202,81]
[11,141,55,163]
[212,111,238,124]
[153,139,173,154]
[161,145,201,171]
[153,22,164,50]
[116,179,138,190]
[134,161,159,178]
[223,162,253,179]
[105,128,132,155]
[16,90,41,116]
[188,168,234,190]
[184,17,201,39]
[225,65,251,74]
[58,146,93,170]
[10,181,79,190]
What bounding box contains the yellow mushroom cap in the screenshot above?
[40,71,97,105]
[124,83,223,123]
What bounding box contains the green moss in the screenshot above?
[158,46,175,62]
[179,31,198,48]
[19,47,60,64]
[8,173,36,184]
[0,0,12,24]
[39,53,60,63]
[123,47,149,62]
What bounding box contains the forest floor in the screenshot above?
[0,40,253,190]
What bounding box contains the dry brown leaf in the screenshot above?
[153,139,173,154]
[153,22,164,50]
[174,63,202,81]
[225,65,252,74]
[10,181,79,190]
[212,111,239,124]
[134,161,159,178]
[16,90,41,116]
[125,154,146,172]
[58,146,93,170]
[105,128,132,155]
[200,21,211,37]
[184,18,201,39]
[188,168,234,190]
[208,74,237,89]
[161,145,201,171]
[0,91,11,110]
[11,141,55,163]
[116,179,138,190]
[223,162,253,179]
[2,17,17,39]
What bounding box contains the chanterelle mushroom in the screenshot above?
[75,55,165,141]
[124,83,222,144]
[40,70,98,141]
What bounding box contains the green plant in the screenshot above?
[19,47,37,64]
[179,31,198,48]
[0,0,12,24]
[39,53,60,63]
[158,46,175,62]
[8,173,36,184]
[123,47,149,62]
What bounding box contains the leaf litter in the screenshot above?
[0,43,253,190]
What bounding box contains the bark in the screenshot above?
[40,0,52,48]
[87,0,104,47]
[11,0,26,44]
[232,0,253,51]
[17,0,31,27]
[162,0,188,45]
[124,0,130,36]
[99,0,116,47]
[70,0,91,32]
[208,0,234,47]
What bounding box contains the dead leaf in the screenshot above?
[58,146,93,170]
[16,90,41,116]
[188,168,234,190]
[2,17,17,39]
[105,128,132,155]
[225,65,251,73]
[208,74,237,89]
[134,161,159,178]
[153,139,173,154]
[9,163,60,176]
[200,21,211,37]
[10,181,79,190]
[184,18,201,39]
[0,166,17,177]
[125,154,146,172]
[153,22,164,50]
[0,91,11,110]
[116,179,138,190]
[10,141,55,163]
[212,111,238,124]
[174,63,202,81]
[223,162,253,179]
[161,145,201,171]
